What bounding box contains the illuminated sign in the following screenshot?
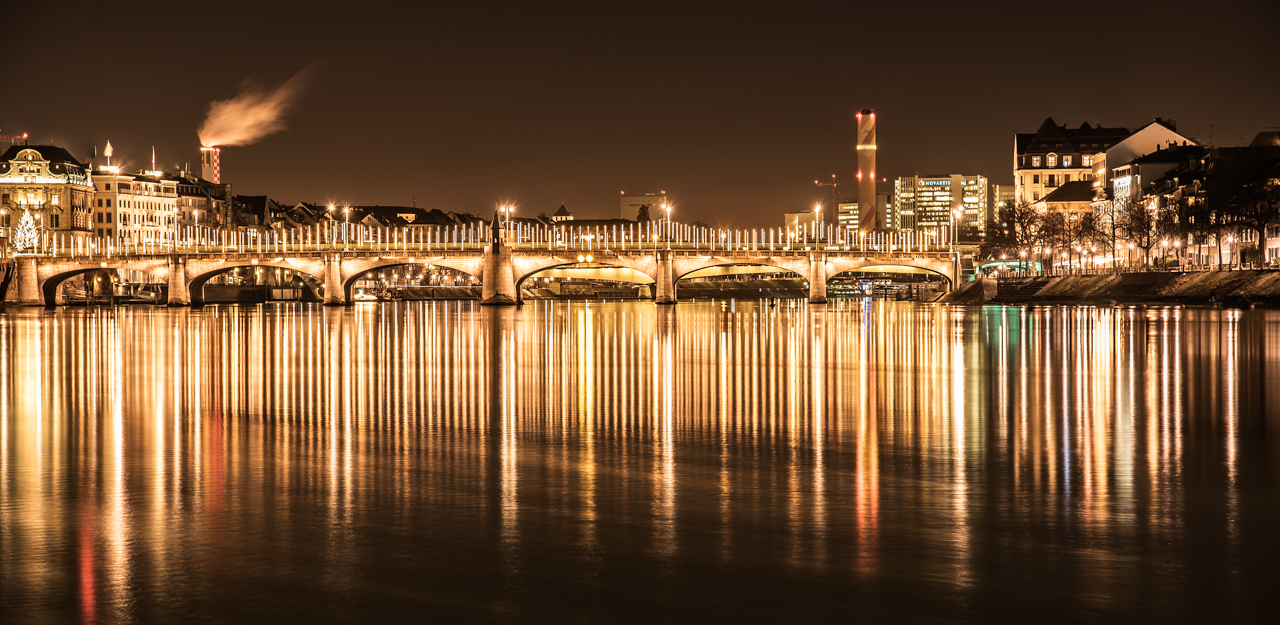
[921,180,950,186]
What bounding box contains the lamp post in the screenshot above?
[664,203,671,250]
[327,204,335,251]
[814,203,822,247]
[951,207,964,254]
[344,207,351,250]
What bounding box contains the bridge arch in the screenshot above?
[35,258,171,306]
[41,265,167,305]
[340,257,482,302]
[185,258,327,306]
[825,258,956,290]
[514,262,656,290]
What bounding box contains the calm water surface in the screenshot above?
[1,301,1276,623]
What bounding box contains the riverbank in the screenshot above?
[944,270,1280,307]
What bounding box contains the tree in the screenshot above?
[636,204,652,222]
[11,209,37,253]
[982,199,1040,271]
[1227,179,1280,266]
[1118,192,1177,269]
[1092,198,1125,273]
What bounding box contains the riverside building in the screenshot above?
[92,168,180,244]
[1013,117,1194,205]
[0,145,95,241]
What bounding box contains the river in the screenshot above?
[1,301,1275,622]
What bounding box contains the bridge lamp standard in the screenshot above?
[663,203,671,249]
[814,203,822,246]
[327,205,336,250]
[343,207,351,250]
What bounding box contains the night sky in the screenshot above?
[7,1,1278,227]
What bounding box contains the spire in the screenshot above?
[104,140,113,167]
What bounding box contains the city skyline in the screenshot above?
[6,2,1278,227]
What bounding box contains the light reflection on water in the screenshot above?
[0,301,1276,622]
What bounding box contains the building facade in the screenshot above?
[91,168,180,243]
[1014,117,1195,206]
[838,193,893,230]
[894,174,988,239]
[1014,118,1129,205]
[176,170,231,230]
[0,145,95,246]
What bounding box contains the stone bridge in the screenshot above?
[3,242,958,307]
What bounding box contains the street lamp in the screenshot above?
[327,204,335,250]
[343,206,351,250]
[814,203,822,246]
[951,208,964,253]
[663,203,671,249]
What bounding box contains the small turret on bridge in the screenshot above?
[2,221,960,307]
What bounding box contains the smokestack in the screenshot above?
[855,109,876,231]
[201,146,221,183]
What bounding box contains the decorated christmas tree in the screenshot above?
[11,209,37,253]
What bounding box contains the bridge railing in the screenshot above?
[23,220,960,259]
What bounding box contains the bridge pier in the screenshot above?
[808,255,827,304]
[15,258,42,306]
[481,242,517,306]
[323,255,346,306]
[167,257,190,306]
[655,252,676,305]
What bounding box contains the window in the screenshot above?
[1063,156,1072,167]
[51,194,59,205]
[1047,154,1057,167]
[1033,175,1040,184]
[1065,174,1072,182]
[1033,192,1040,200]
[96,213,102,223]
[1047,175,1057,187]
[105,184,111,191]
[106,213,112,223]
[50,215,59,228]
[97,198,103,207]
[1032,156,1042,167]
[1082,155,1092,166]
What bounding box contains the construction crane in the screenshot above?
[814,174,846,225]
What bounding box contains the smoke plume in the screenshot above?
[197,66,315,147]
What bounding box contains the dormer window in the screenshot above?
[1032,156,1042,167]
[1047,154,1057,167]
[1063,155,1072,167]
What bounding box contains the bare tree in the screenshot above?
[1228,180,1280,266]
[1118,192,1164,269]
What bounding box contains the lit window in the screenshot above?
[1063,156,1072,167]
[1047,154,1057,167]
[1082,155,1093,166]
[1032,156,1042,167]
